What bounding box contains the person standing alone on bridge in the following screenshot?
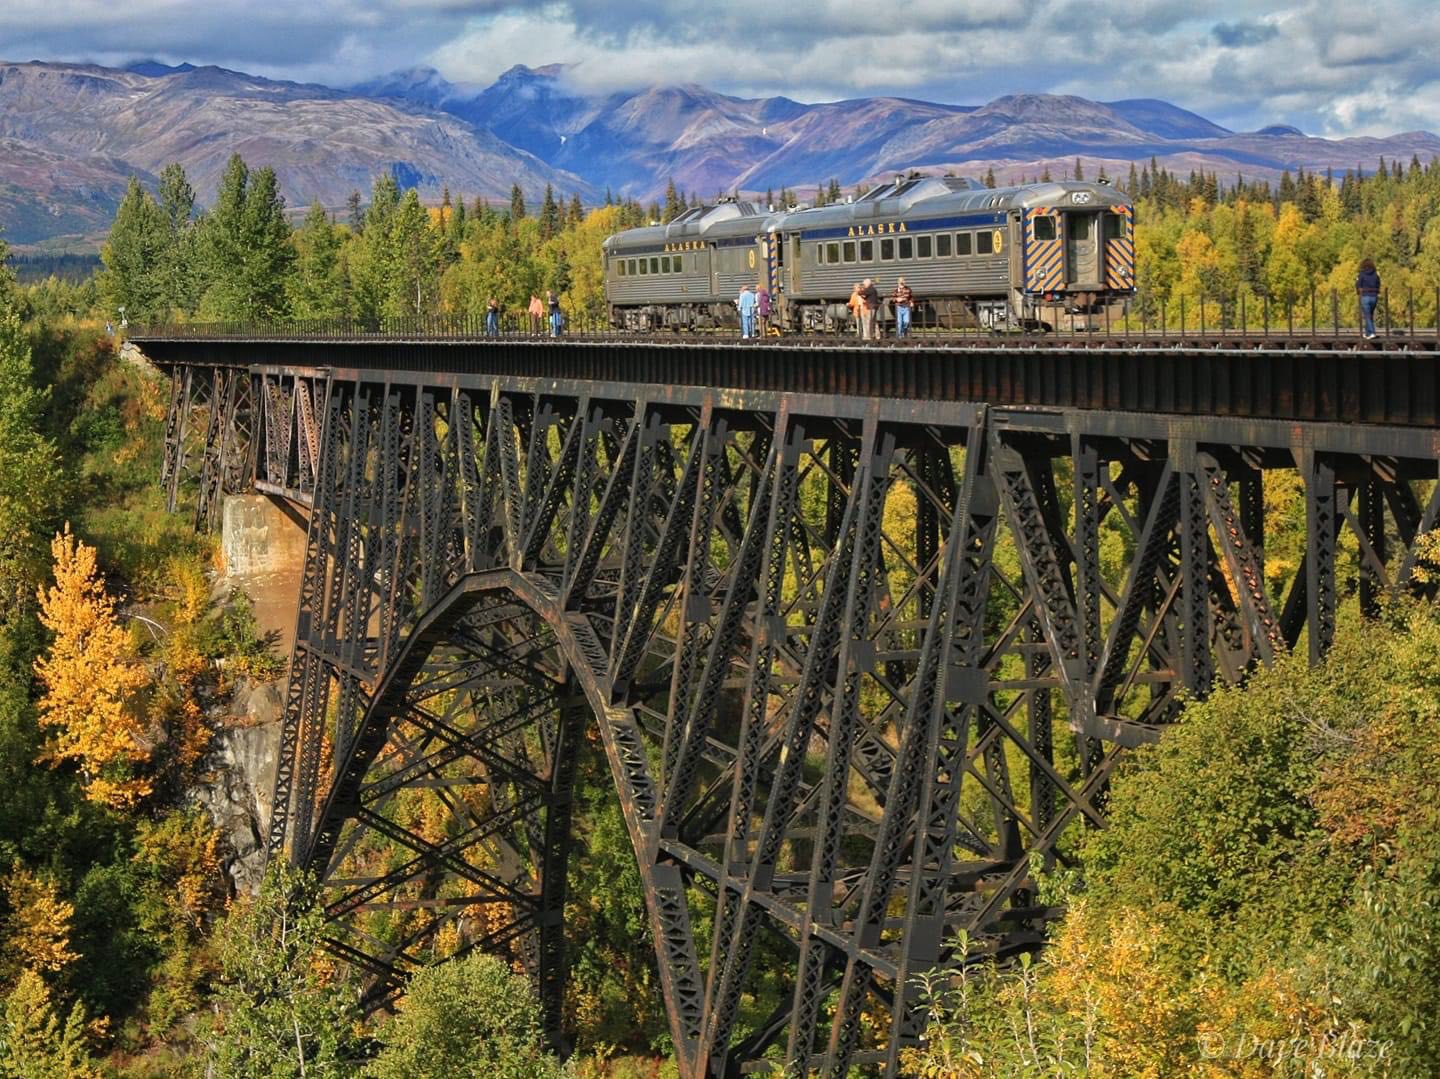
[737,284,758,339]
[547,290,564,337]
[1357,258,1381,339]
[486,297,499,336]
[891,277,914,339]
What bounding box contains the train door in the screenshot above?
[1064,212,1101,286]
[1103,207,1135,292]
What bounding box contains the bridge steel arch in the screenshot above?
[145,339,1440,1078]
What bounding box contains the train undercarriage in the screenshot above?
[610,291,1126,335]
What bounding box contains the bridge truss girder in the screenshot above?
[159,362,1440,1077]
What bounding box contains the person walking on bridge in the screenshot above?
[528,294,545,335]
[891,277,914,339]
[1356,258,1381,339]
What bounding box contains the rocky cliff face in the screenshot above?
[186,494,308,895]
[193,680,283,896]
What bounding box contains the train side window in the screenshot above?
[898,236,913,259]
[827,242,841,263]
[618,261,627,277]
[934,234,950,257]
[638,259,647,275]
[859,240,874,262]
[650,257,660,274]
[661,255,671,273]
[955,233,971,256]
[880,237,895,260]
[815,243,825,265]
[843,241,856,262]
[1103,213,1127,241]
[1033,215,1057,241]
[977,231,993,255]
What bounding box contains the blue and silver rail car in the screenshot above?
[603,198,773,331]
[767,176,1136,331]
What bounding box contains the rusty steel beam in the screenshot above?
[153,345,1440,1078]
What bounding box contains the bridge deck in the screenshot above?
[132,332,1440,430]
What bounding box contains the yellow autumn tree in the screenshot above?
[0,866,79,979]
[33,527,153,809]
[0,969,103,1079]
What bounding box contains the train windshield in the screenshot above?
[1033,215,1058,241]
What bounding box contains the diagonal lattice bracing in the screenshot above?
[154,353,1440,1078]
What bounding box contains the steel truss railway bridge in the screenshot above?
[140,328,1440,1077]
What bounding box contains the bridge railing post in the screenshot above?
[1332,289,1339,337]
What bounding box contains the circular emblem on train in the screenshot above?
[1071,191,1093,204]
[748,249,756,269]
[993,230,1004,254]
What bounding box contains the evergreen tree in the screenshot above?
[386,189,442,318]
[539,183,560,239]
[663,178,683,222]
[350,174,402,325]
[509,183,527,221]
[984,167,997,189]
[1041,164,1053,184]
[288,203,347,320]
[765,187,775,210]
[0,309,63,622]
[1074,157,1084,181]
[1278,169,1297,205]
[567,193,584,227]
[604,186,614,207]
[346,190,364,234]
[195,155,294,321]
[156,163,199,313]
[99,178,168,322]
[449,196,467,248]
[1297,173,1323,221]
[1126,163,1138,194]
[827,178,842,203]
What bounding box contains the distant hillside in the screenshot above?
[0,60,591,245]
[360,64,1440,200]
[4,57,1440,247]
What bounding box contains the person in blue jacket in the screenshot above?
[1356,258,1381,339]
[737,284,758,339]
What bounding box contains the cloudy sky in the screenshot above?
[3,0,1438,137]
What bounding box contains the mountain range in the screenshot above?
[3,58,1440,248]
